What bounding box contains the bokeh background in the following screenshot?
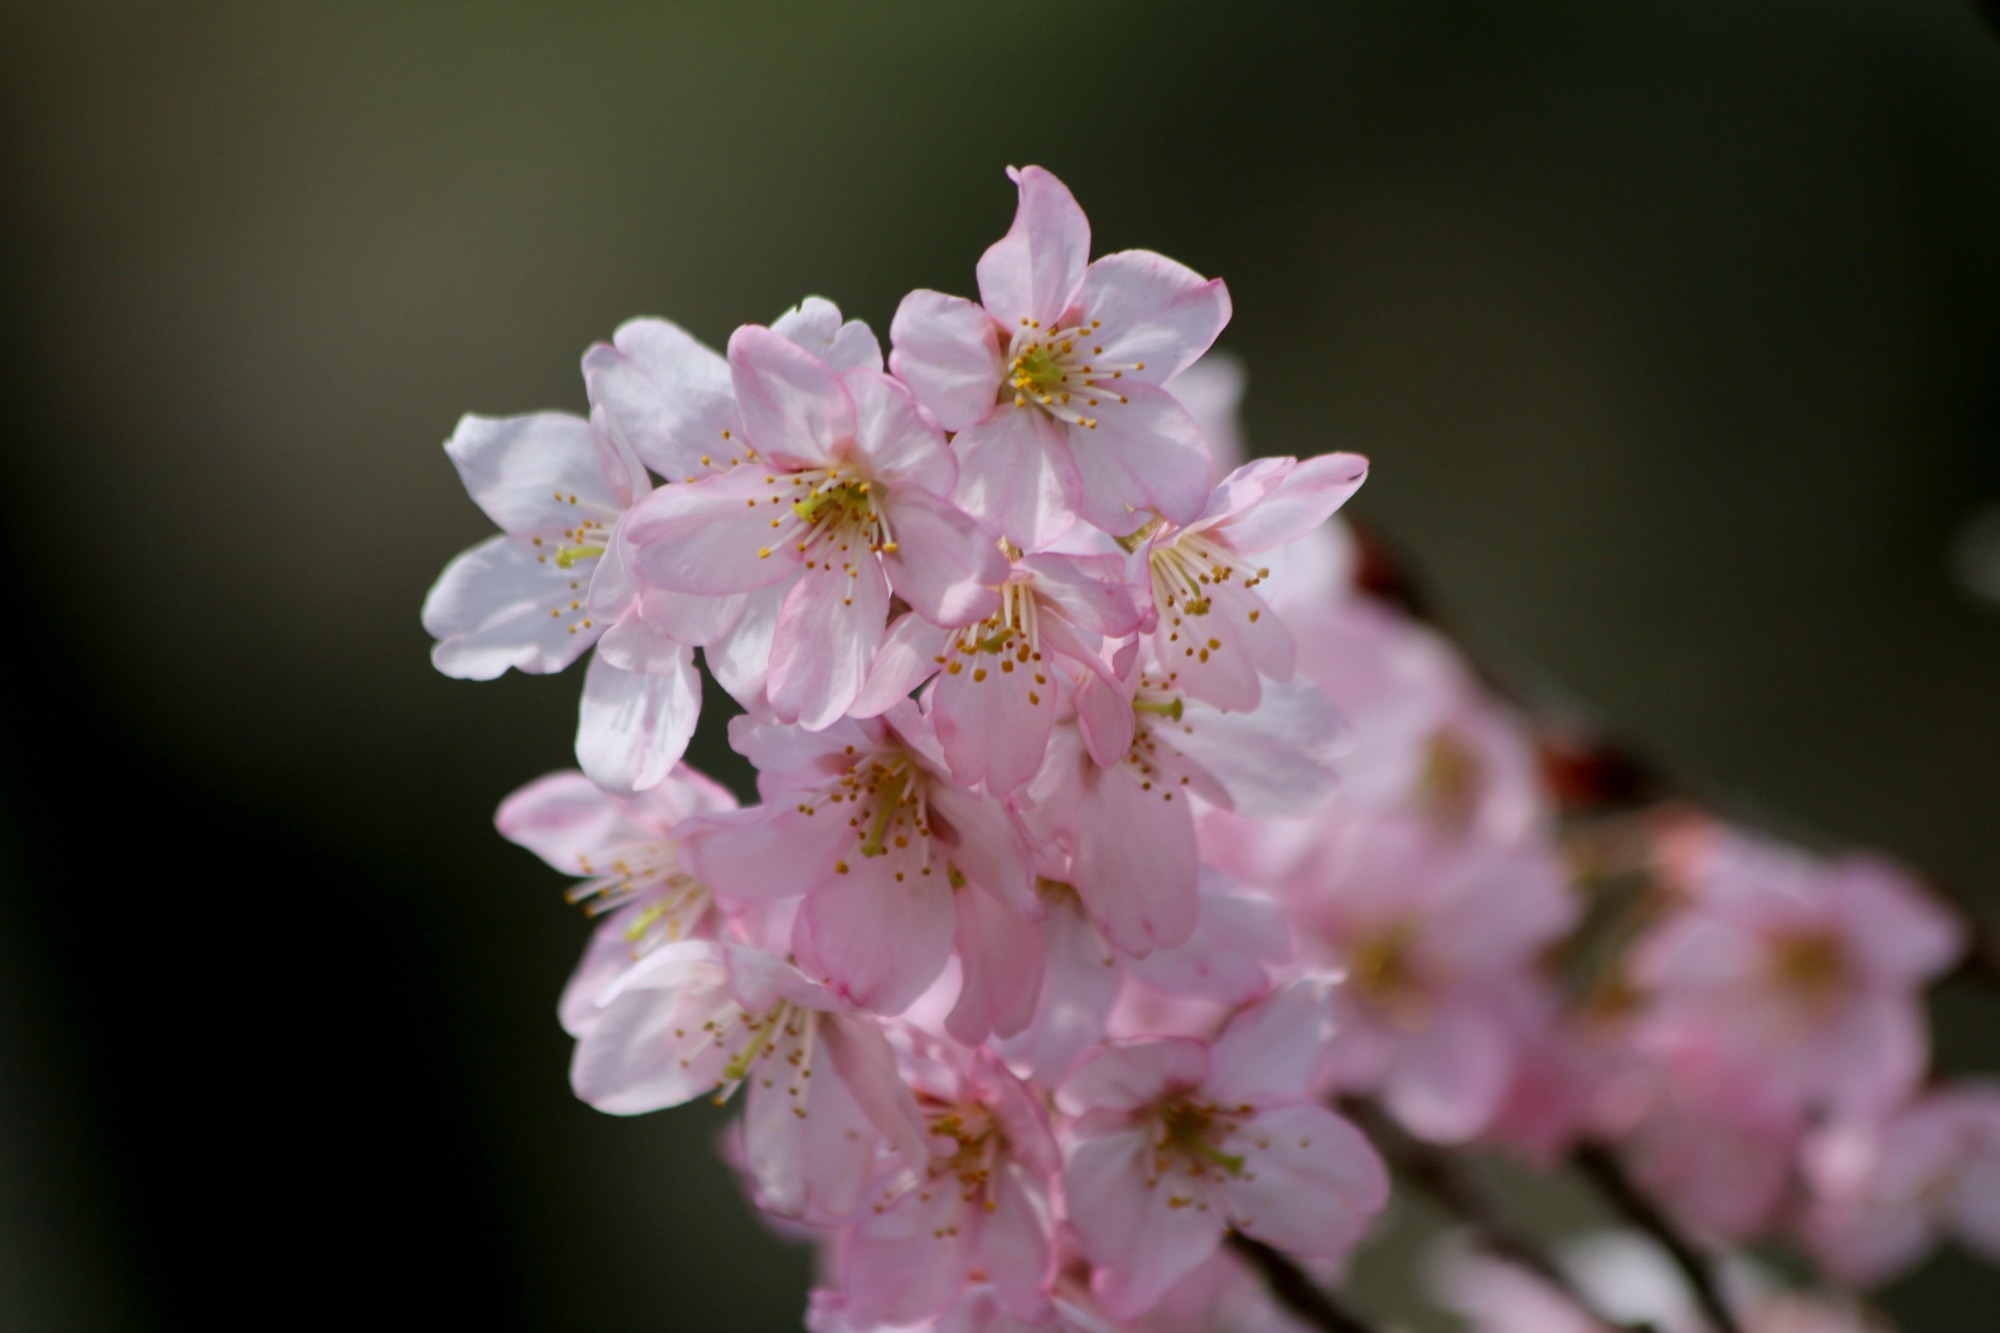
[4,2,2000,1328]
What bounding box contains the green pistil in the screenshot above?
[1010,343,1067,395]
[555,544,605,568]
[1161,1104,1244,1175]
[1134,697,1184,722]
[722,1008,784,1083]
[973,627,1015,655]
[858,769,908,858]
[792,482,870,525]
[1113,516,1163,553]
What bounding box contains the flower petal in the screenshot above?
[1211,452,1369,555]
[625,465,806,593]
[582,319,742,481]
[1065,384,1212,534]
[771,295,883,373]
[879,489,1006,627]
[976,165,1090,330]
[1077,250,1231,385]
[443,411,622,532]
[575,648,701,795]
[843,367,957,496]
[728,324,854,470]
[951,405,1080,551]
[766,549,892,729]
[1219,1103,1389,1257]
[793,847,956,1014]
[423,534,599,678]
[889,288,1007,432]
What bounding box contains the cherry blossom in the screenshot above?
[681,708,1036,1035]
[1130,452,1369,713]
[625,325,1007,729]
[890,166,1231,546]
[1057,981,1389,1320]
[1632,821,1965,1122]
[1802,1083,2000,1287]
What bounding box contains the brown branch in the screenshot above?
[1574,1141,1742,1333]
[1343,1101,1658,1333]
[1228,1233,1378,1333]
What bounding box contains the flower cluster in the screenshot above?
[429,167,1991,1330]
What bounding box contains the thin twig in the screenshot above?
[1228,1233,1378,1333]
[1344,1101,1658,1333]
[1574,1141,1742,1333]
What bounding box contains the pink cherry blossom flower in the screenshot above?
[889,166,1231,545]
[567,936,927,1223]
[1132,453,1369,713]
[1057,981,1389,1320]
[681,708,1037,1037]
[1292,595,1549,846]
[495,765,737,1037]
[1025,649,1345,961]
[583,299,884,710]
[422,408,705,791]
[624,325,1007,729]
[1802,1083,2000,1287]
[833,1050,1061,1327]
[855,549,1141,795]
[1631,821,1966,1122]
[1276,813,1579,1143]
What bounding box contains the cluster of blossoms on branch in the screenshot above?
[426,167,1999,1331]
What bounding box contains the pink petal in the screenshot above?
[681,804,851,903]
[625,465,806,593]
[771,296,882,373]
[947,880,1046,1044]
[1831,856,1967,986]
[1065,383,1213,534]
[582,319,741,481]
[1024,553,1143,637]
[423,534,601,679]
[495,770,646,873]
[1000,896,1121,1085]
[728,324,854,470]
[794,849,956,1013]
[838,1181,970,1324]
[951,405,1080,550]
[933,637,1060,795]
[444,411,623,532]
[575,648,700,795]
[976,165,1090,330]
[1057,1038,1208,1116]
[890,288,1007,432]
[766,551,892,729]
[703,581,786,708]
[1219,1103,1388,1257]
[1211,451,1369,555]
[843,367,957,496]
[926,781,1036,915]
[1068,761,1200,957]
[1066,1122,1224,1321]
[1204,980,1338,1109]
[1128,885,1289,1006]
[1076,250,1231,385]
[1073,671,1135,771]
[880,488,1007,627]
[1163,680,1344,817]
[1384,1001,1514,1143]
[820,1011,931,1171]
[568,942,736,1113]
[982,1160,1057,1320]
[852,612,950,717]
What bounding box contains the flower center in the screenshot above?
[565,840,712,954]
[1348,923,1433,1029]
[1157,1100,1245,1177]
[1002,318,1137,431]
[1770,930,1848,1005]
[1416,726,1483,832]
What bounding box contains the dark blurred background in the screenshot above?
[4,2,2000,1329]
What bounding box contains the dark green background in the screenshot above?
[4,3,1999,1328]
